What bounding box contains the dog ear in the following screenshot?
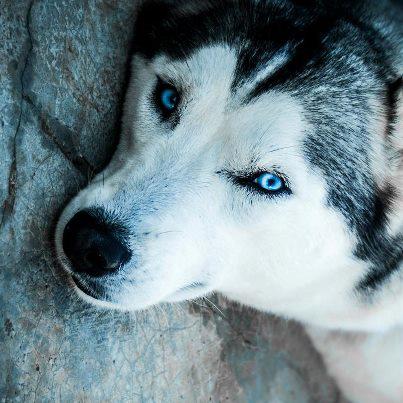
[133,0,177,59]
[133,0,216,59]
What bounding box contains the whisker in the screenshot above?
[203,296,227,319]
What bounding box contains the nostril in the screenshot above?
[83,247,108,271]
[62,208,131,277]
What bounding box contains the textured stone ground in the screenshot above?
[1,1,345,401]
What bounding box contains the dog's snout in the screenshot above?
[62,209,131,277]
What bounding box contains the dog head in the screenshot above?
[55,0,402,330]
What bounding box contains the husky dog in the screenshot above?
[55,0,402,401]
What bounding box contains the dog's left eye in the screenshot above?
[155,79,180,118]
[160,87,178,111]
[254,172,285,192]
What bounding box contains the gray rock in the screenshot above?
[0,1,344,401]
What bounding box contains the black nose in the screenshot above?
[62,209,131,277]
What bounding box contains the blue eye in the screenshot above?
[154,79,180,120]
[254,172,284,192]
[160,87,178,111]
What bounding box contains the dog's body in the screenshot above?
[55,1,403,401]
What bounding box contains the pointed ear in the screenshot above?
[133,0,214,60]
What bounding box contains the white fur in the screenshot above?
[307,326,403,403]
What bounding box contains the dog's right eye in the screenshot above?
[218,169,291,199]
[154,78,180,119]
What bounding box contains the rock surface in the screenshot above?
[0,1,345,401]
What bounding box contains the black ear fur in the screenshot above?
[133,0,217,59]
[133,0,175,59]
